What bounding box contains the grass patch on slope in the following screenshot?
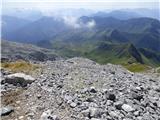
[157,67,160,73]
[123,63,149,72]
[1,60,39,74]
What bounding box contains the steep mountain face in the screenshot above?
[85,43,143,64]
[139,48,160,66]
[1,40,58,61]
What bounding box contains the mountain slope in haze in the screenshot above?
[92,9,160,20]
[1,40,58,61]
[92,10,141,20]
[51,17,160,52]
[90,16,160,34]
[2,15,31,37]
[2,16,160,52]
[2,17,69,44]
[47,17,160,67]
[2,8,43,21]
[129,8,160,20]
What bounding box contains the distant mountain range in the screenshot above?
[92,10,141,20]
[3,8,159,20]
[1,10,160,67]
[92,9,160,20]
[51,16,160,51]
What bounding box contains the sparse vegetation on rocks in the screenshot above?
[1,60,39,74]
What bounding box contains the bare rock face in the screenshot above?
[4,73,35,87]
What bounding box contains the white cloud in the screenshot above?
[63,16,81,28]
[63,16,96,29]
[86,20,96,28]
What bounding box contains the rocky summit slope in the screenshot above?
[1,57,160,120]
[1,40,59,62]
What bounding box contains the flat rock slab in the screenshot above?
[0,106,14,116]
[5,73,35,87]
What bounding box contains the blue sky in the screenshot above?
[2,0,159,10]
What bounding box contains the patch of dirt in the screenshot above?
[1,88,27,120]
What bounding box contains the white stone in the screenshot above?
[122,104,134,112]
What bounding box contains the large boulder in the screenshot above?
[4,73,35,87]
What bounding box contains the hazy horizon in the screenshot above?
[2,0,159,11]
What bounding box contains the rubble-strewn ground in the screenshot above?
[1,57,160,120]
